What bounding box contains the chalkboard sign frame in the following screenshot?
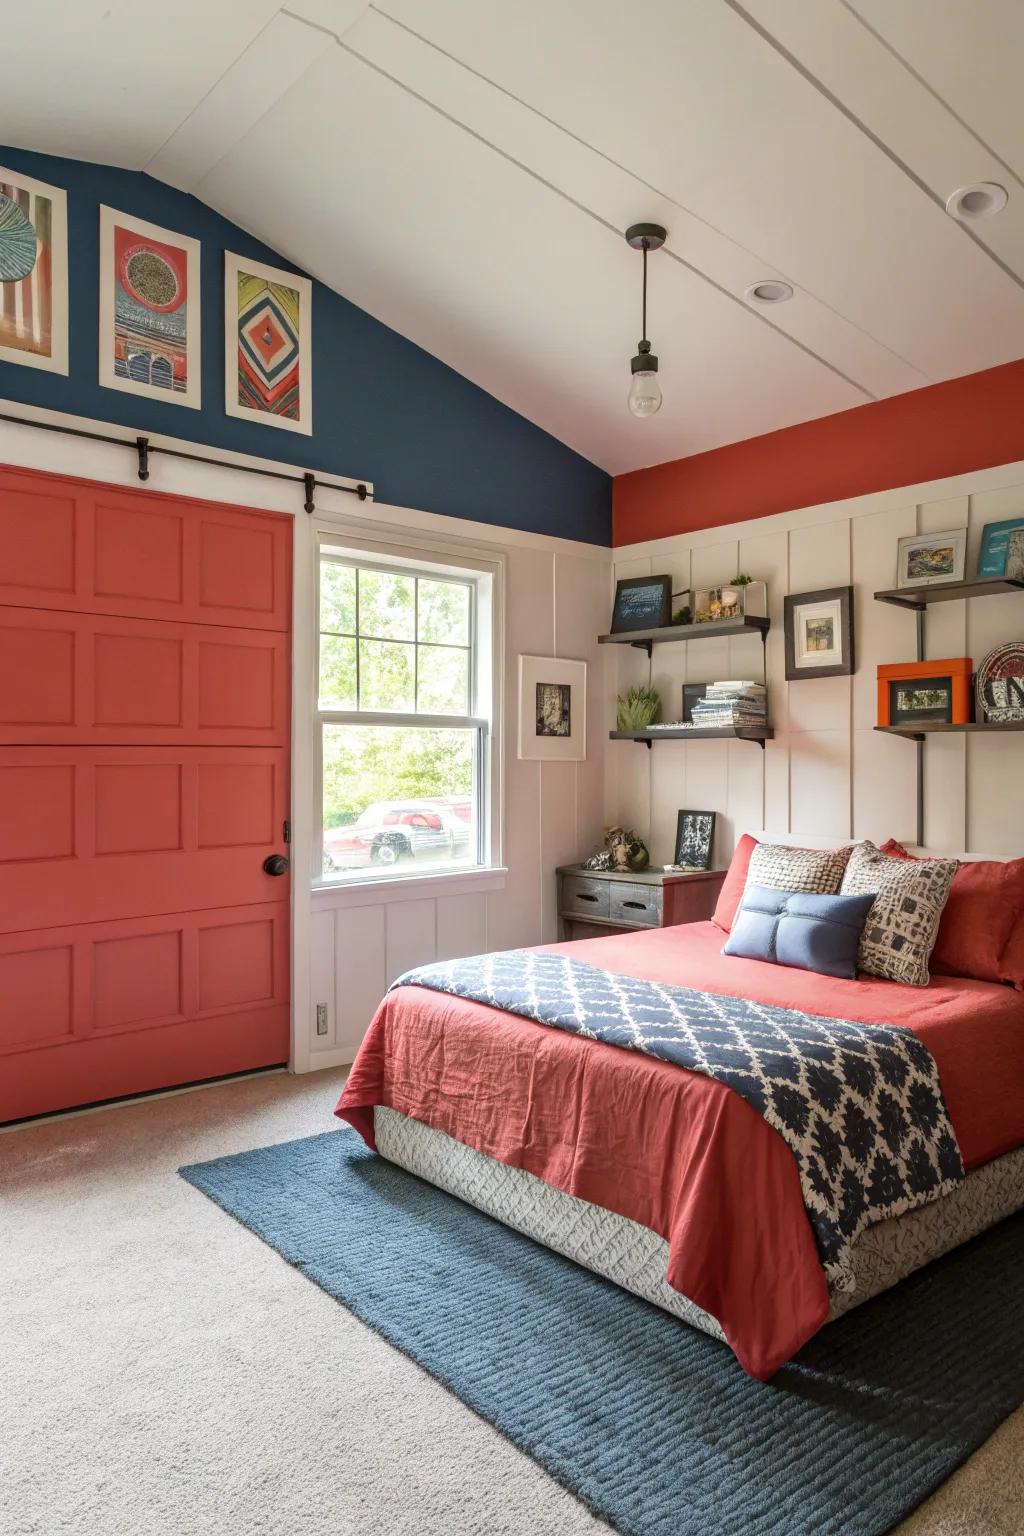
[611,575,673,633]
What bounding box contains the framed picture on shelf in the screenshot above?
[977,517,1024,579]
[876,658,972,728]
[681,683,706,723]
[895,528,966,588]
[674,810,716,871]
[784,586,854,680]
[610,575,672,632]
[518,655,587,760]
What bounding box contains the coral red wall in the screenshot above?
[613,358,1024,545]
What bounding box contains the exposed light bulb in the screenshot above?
[628,340,662,418]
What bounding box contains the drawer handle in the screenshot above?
[622,900,647,910]
[576,892,599,903]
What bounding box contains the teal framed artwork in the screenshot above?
[977,516,1024,579]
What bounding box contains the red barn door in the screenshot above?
[0,466,292,1122]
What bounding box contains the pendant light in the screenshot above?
[625,222,667,418]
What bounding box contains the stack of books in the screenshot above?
[689,681,767,730]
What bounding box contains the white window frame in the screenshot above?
[312,528,503,893]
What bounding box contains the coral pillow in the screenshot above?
[880,839,1024,985]
[712,833,757,932]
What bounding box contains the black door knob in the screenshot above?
[263,854,290,876]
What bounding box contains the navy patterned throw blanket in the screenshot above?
[393,950,966,1290]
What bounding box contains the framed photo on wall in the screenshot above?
[610,575,672,632]
[895,528,966,588]
[674,809,716,871]
[224,250,312,435]
[518,655,587,760]
[784,586,854,680]
[99,206,201,407]
[0,165,68,374]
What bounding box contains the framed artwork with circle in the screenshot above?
[99,206,201,408]
[784,586,854,680]
[0,164,68,374]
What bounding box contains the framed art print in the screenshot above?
[99,206,200,407]
[225,251,312,435]
[784,586,854,680]
[610,575,672,633]
[895,528,966,588]
[674,809,716,871]
[518,655,587,760]
[977,516,1024,579]
[0,166,68,374]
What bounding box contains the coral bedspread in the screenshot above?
[336,921,1024,1379]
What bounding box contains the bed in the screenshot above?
[336,914,1024,1380]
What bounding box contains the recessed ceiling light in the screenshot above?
[945,182,1008,220]
[744,280,793,304]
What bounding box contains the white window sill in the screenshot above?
[311,866,508,909]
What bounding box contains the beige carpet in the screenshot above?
[2,1070,1021,1536]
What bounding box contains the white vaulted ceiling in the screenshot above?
[5,0,1024,473]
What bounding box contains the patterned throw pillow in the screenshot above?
[744,840,853,897]
[840,840,957,987]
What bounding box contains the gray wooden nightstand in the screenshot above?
[556,864,727,940]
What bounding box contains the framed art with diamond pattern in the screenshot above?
[0,165,68,374]
[224,251,312,435]
[99,206,200,407]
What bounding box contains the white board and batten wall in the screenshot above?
[308,529,610,1070]
[606,457,1024,874]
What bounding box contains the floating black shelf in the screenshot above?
[876,721,1024,742]
[611,725,774,750]
[874,577,1024,610]
[599,616,769,657]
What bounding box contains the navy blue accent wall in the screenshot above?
[0,146,610,544]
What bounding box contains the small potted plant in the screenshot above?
[616,685,661,731]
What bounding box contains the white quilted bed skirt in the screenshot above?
[374,1106,1024,1342]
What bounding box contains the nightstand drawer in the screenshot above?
[609,882,663,928]
[561,874,610,919]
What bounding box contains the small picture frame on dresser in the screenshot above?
[673,809,716,871]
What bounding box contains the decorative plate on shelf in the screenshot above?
[976,642,1024,722]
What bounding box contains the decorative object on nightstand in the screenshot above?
[784,586,854,680]
[583,826,649,873]
[557,863,727,939]
[616,685,661,731]
[896,528,967,588]
[674,810,716,871]
[976,643,1024,722]
[611,575,672,632]
[877,658,973,728]
[518,655,587,760]
[977,517,1024,579]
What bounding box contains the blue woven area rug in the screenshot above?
[180,1128,1024,1536]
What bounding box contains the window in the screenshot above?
[316,544,495,883]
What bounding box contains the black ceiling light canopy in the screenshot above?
[625,222,667,418]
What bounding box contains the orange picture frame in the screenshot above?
[876,657,973,727]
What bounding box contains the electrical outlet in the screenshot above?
[315,1003,329,1036]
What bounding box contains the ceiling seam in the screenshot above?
[139,9,284,177]
[288,13,876,402]
[839,0,1024,191]
[364,4,920,385]
[722,0,1024,297]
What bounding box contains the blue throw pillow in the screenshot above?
[723,885,875,980]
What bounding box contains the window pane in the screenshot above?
[358,568,415,640]
[359,639,415,712]
[322,725,478,879]
[320,561,356,634]
[319,634,357,709]
[417,644,469,714]
[417,578,470,645]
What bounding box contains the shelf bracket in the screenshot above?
[630,639,654,657]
